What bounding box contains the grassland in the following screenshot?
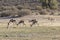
[0,23,60,40]
[0,15,60,40]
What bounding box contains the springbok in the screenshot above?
[47,17,55,21]
[17,20,25,26]
[7,19,16,28]
[47,17,55,25]
[29,19,38,27]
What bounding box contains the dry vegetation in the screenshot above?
[0,16,60,40]
[0,0,59,18]
[0,0,60,40]
[0,5,60,18]
[0,15,59,40]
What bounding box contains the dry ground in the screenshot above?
[0,15,60,40]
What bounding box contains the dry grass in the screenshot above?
[0,15,60,40]
[0,22,60,40]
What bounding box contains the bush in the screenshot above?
[40,9,50,15]
[35,6,42,10]
[0,6,7,11]
[18,9,32,17]
[0,10,19,17]
[0,6,20,17]
[0,6,13,11]
[16,5,24,10]
[49,0,58,9]
[39,0,58,9]
[51,10,59,15]
[0,12,10,17]
[0,6,19,11]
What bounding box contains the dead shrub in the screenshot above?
[0,10,19,17]
[40,9,50,15]
[16,5,24,10]
[0,11,11,17]
[35,6,42,10]
[0,6,19,11]
[18,9,32,17]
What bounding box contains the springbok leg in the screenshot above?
[7,21,10,28]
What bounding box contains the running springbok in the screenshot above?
[7,19,16,28]
[29,19,38,27]
[17,20,25,26]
